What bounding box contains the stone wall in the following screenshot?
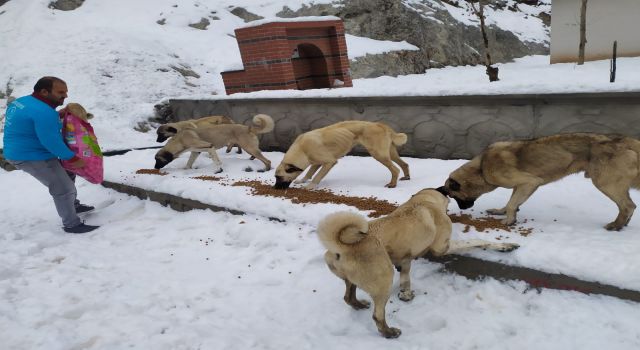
[169,92,640,160]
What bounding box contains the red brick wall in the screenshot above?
[221,19,352,94]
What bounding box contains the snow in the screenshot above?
[2,152,640,349]
[2,0,640,348]
[101,149,640,292]
[211,55,640,100]
[237,15,342,29]
[346,34,419,59]
[433,0,551,44]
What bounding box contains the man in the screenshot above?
[3,76,99,234]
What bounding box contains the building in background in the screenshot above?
[221,17,352,95]
[551,0,640,63]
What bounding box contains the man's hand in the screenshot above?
[68,156,85,168]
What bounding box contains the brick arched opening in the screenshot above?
[220,18,353,95]
[292,44,331,90]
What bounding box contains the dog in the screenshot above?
[274,121,410,189]
[154,114,274,172]
[317,188,518,338]
[156,115,246,156]
[442,133,640,230]
[156,115,234,142]
[62,102,94,121]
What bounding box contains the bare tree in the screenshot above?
[469,0,499,81]
[578,0,588,65]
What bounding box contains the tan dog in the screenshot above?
[156,115,234,142]
[154,114,273,172]
[156,115,246,157]
[274,121,410,189]
[442,133,640,230]
[318,188,518,338]
[61,103,94,121]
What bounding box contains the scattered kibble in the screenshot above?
[135,168,167,175]
[450,213,534,236]
[232,180,397,218]
[134,175,535,236]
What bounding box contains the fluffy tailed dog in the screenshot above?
[318,188,518,338]
[154,114,274,172]
[156,115,234,142]
[442,133,640,230]
[156,115,245,157]
[274,121,410,189]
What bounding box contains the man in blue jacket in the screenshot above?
[3,76,99,234]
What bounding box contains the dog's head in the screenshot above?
[156,125,178,143]
[410,188,451,210]
[154,149,175,169]
[274,162,305,189]
[64,103,94,121]
[442,157,497,210]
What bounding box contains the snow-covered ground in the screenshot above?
[2,0,640,349]
[2,151,640,350]
[104,149,640,292]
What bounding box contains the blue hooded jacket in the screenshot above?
[3,95,75,161]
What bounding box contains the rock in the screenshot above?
[152,100,174,124]
[188,17,210,30]
[230,7,264,22]
[350,50,433,78]
[48,0,84,11]
[170,65,200,79]
[277,0,549,78]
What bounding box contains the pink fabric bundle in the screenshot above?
[60,111,104,184]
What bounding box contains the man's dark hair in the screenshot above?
[33,76,66,93]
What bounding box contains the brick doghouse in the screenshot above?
[221,16,353,94]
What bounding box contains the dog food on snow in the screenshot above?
[134,172,534,236]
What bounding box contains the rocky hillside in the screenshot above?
[42,0,549,78]
[281,0,550,77]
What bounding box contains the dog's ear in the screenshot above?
[285,164,303,173]
[167,126,178,134]
[448,178,461,191]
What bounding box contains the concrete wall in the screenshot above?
[169,92,640,160]
[551,0,640,63]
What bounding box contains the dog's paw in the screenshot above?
[486,208,506,215]
[347,299,371,310]
[501,217,516,226]
[605,222,624,231]
[303,183,318,190]
[398,289,415,302]
[384,183,397,188]
[400,176,410,181]
[381,327,402,339]
[293,178,308,184]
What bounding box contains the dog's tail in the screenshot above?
[249,114,275,134]
[391,132,408,147]
[317,211,369,254]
